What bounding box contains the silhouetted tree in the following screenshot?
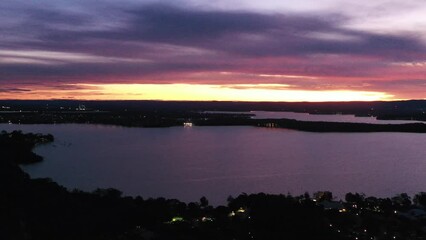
[345,192,365,204]
[392,193,411,208]
[200,196,209,208]
[413,192,426,207]
[93,188,123,198]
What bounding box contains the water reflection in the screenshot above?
[1,123,426,205]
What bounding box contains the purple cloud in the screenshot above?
[0,2,425,100]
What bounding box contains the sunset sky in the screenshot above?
[1,0,426,101]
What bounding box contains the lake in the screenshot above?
[2,119,426,205]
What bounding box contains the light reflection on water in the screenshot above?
[1,120,426,205]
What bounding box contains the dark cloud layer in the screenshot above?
[25,5,425,57]
[125,5,277,42]
[0,88,31,93]
[0,2,425,95]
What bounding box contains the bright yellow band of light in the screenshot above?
[0,83,394,102]
[73,83,393,102]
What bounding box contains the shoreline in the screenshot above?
[2,117,426,133]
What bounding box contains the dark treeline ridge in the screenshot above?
[3,111,426,132]
[256,119,426,133]
[1,101,426,132]
[1,99,426,120]
[2,131,426,239]
[194,118,426,132]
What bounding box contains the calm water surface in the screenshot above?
[2,122,426,205]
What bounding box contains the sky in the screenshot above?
[1,0,426,101]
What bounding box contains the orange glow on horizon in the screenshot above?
[0,83,396,102]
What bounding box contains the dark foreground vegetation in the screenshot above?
[0,130,53,164]
[2,131,426,239]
